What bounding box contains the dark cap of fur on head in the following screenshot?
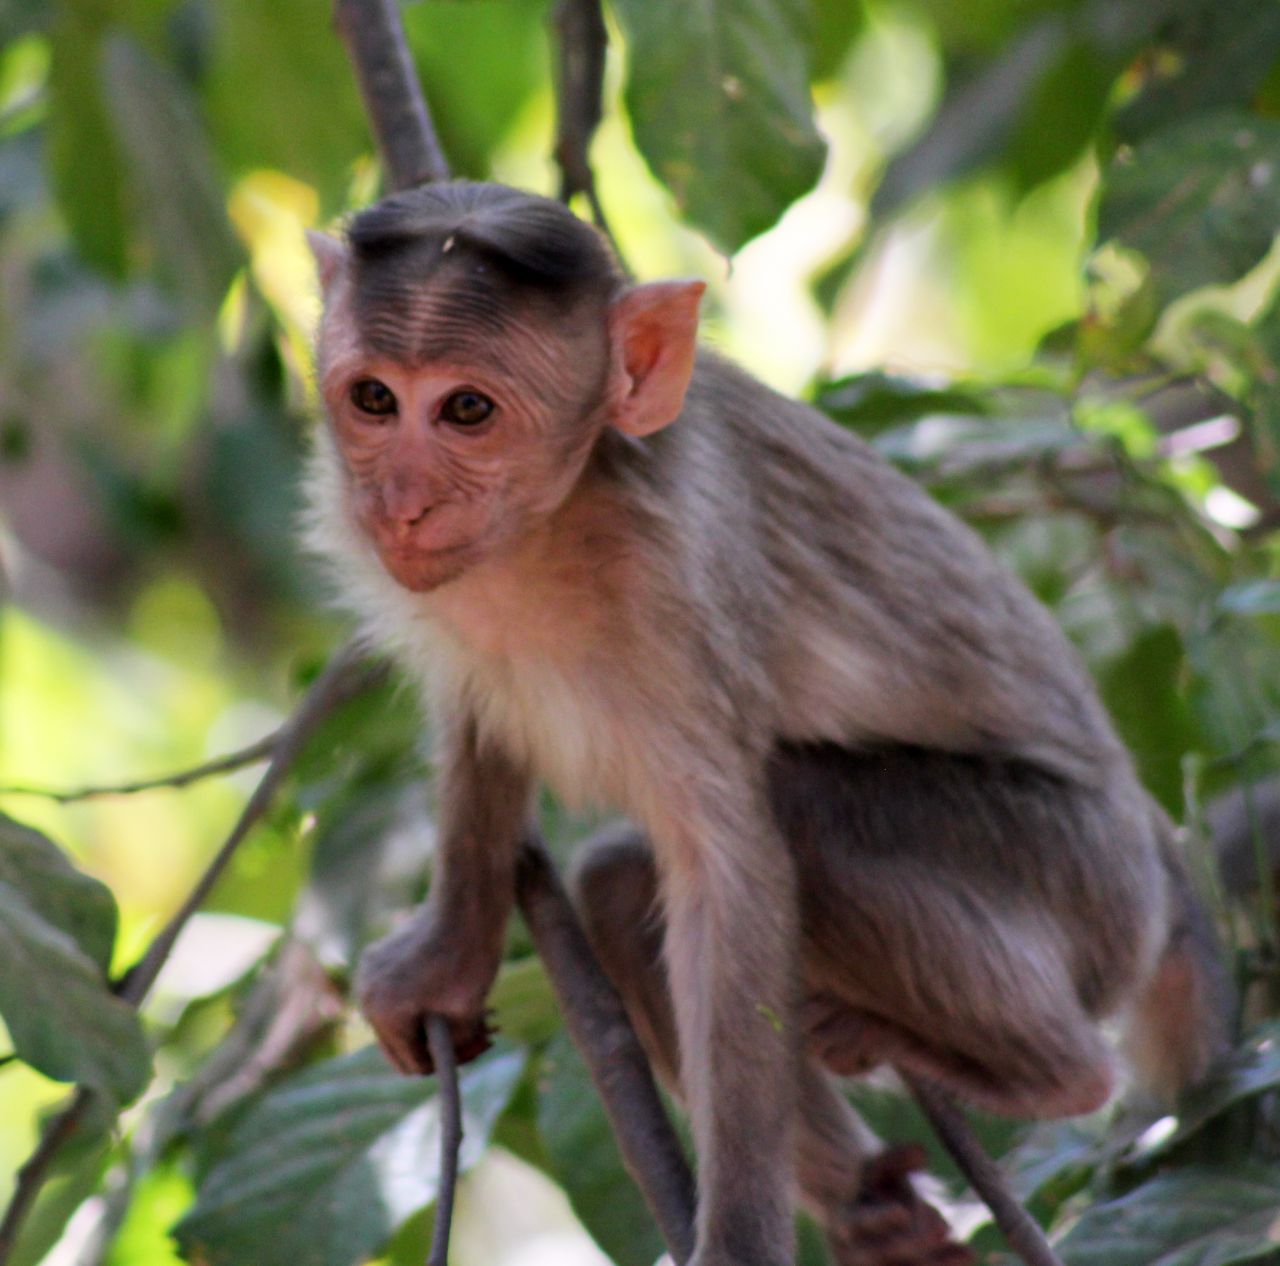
[345,182,623,362]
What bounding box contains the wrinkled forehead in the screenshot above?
[348,241,562,367]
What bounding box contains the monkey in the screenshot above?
[303,180,1230,1266]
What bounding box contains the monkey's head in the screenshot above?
[309,181,705,592]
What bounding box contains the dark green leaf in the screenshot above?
[102,36,242,319]
[177,1044,525,1266]
[817,372,988,436]
[1146,1024,1280,1155]
[0,0,50,40]
[0,816,150,1101]
[0,812,116,969]
[1057,1164,1280,1266]
[45,10,129,276]
[5,1101,114,1266]
[1099,624,1198,815]
[403,0,549,181]
[1004,38,1117,191]
[611,0,826,252]
[536,1032,668,1266]
[1116,0,1280,145]
[489,955,560,1048]
[808,0,864,81]
[1099,112,1280,301]
[294,779,432,965]
[873,19,1067,219]
[999,1118,1108,1207]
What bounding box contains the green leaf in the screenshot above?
[1149,1024,1280,1155]
[1099,112,1280,302]
[294,779,431,966]
[102,36,242,319]
[872,18,1067,219]
[1099,624,1199,815]
[1116,0,1280,145]
[817,372,988,436]
[1000,1118,1105,1207]
[0,812,116,970]
[808,0,864,81]
[611,0,826,252]
[0,815,150,1102]
[489,955,560,1048]
[1057,1164,1280,1266]
[6,1097,116,1266]
[177,1044,526,1266]
[0,0,49,41]
[201,0,369,210]
[45,10,129,276]
[402,0,549,182]
[536,1032,668,1266]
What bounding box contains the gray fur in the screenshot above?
[307,182,1229,1266]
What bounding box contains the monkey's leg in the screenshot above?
[771,743,1146,1121]
[570,826,970,1266]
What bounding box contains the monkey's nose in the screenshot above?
[384,489,435,533]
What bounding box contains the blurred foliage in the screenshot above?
[4,0,1280,1263]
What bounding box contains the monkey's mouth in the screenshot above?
[375,538,474,590]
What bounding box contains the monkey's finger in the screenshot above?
[863,1142,931,1191]
[373,1016,435,1076]
[841,1202,913,1238]
[448,1013,496,1065]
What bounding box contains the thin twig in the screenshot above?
[425,1016,463,1266]
[551,0,617,245]
[0,734,277,804]
[334,0,450,189]
[903,1073,1064,1266]
[516,837,697,1264]
[0,644,384,1266]
[116,643,385,1007]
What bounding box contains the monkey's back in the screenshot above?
[672,353,1131,793]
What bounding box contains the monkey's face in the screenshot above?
[318,308,609,593]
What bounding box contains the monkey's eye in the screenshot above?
[350,378,397,417]
[440,390,495,427]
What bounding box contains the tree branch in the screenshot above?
[425,1015,463,1266]
[0,1087,94,1264]
[551,0,613,238]
[333,0,450,189]
[516,838,697,1263]
[903,1073,1064,1266]
[0,733,277,804]
[117,643,385,1007]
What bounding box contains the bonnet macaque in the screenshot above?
[305,182,1228,1266]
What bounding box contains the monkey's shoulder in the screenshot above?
[674,353,1125,782]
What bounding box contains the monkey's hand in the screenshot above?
[356,913,498,1076]
[830,1145,974,1266]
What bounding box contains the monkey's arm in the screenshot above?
[358,711,531,1073]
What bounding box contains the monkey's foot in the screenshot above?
[828,1145,974,1266]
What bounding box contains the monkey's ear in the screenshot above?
[307,230,349,295]
[608,280,706,436]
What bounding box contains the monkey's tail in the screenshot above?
[1123,810,1233,1102]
